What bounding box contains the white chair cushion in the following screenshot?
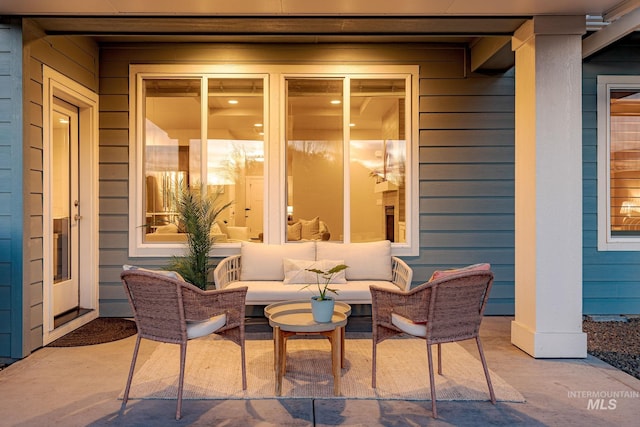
[186,313,227,339]
[240,241,316,281]
[316,240,392,281]
[122,264,185,281]
[391,312,427,338]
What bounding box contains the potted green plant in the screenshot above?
[304,264,349,322]
[165,184,231,290]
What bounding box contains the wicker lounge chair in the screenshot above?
[120,269,248,420]
[370,269,496,418]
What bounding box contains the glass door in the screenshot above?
[52,98,80,317]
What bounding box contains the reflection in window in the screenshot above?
[285,78,407,243]
[610,89,640,236]
[286,79,344,241]
[132,65,417,255]
[142,77,264,243]
[350,79,406,243]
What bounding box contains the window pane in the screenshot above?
[286,79,344,241]
[610,89,640,236]
[350,78,407,242]
[206,78,264,242]
[143,79,200,242]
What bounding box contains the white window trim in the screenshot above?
[597,75,640,250]
[128,64,419,257]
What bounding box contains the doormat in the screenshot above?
[48,318,137,347]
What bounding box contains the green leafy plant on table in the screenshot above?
[303,264,349,300]
[166,184,231,290]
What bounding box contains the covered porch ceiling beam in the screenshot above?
[470,36,512,72]
[583,6,640,58]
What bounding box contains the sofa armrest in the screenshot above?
[391,256,413,291]
[213,255,242,289]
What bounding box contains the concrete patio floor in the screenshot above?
[0,316,638,426]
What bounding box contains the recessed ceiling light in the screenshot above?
[254,123,263,127]
[349,123,356,127]
[228,99,238,105]
[330,100,341,105]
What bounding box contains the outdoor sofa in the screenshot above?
[213,240,413,305]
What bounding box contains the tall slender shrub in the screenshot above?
[166,184,231,289]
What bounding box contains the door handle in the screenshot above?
[73,200,82,221]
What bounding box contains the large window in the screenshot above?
[129,65,418,257]
[598,76,640,250]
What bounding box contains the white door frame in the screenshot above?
[42,66,99,345]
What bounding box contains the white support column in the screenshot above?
[510,16,587,358]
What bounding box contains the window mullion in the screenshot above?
[343,77,351,244]
[200,76,208,185]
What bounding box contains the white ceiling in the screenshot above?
[0,0,630,17]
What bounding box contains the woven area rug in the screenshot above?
[48,318,137,347]
[122,336,525,402]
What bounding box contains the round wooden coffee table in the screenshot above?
[264,300,351,396]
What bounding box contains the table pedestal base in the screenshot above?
[274,326,343,396]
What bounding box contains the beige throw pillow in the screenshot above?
[299,217,320,240]
[282,258,347,284]
[287,221,302,241]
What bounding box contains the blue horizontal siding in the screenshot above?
[0,21,22,359]
[398,59,514,312]
[582,34,640,315]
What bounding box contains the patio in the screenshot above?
[0,316,638,426]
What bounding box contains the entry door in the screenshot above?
[52,98,80,316]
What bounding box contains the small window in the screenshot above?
[598,76,640,250]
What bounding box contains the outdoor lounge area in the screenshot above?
[0,316,639,426]
[5,2,640,426]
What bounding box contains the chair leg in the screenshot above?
[121,335,142,410]
[176,342,187,420]
[372,340,378,388]
[240,337,247,390]
[476,336,496,404]
[426,343,438,418]
[437,343,442,375]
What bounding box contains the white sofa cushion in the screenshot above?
[282,258,346,284]
[240,241,316,281]
[316,240,392,281]
[224,279,398,305]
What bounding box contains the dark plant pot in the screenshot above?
[311,296,335,322]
